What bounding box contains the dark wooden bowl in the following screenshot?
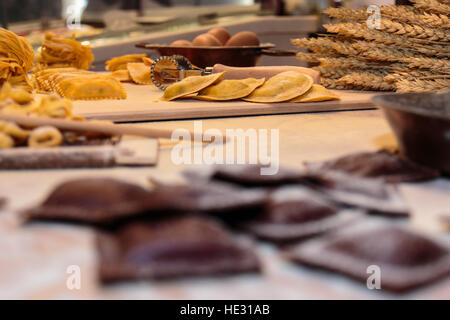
[372,91,450,173]
[135,43,296,68]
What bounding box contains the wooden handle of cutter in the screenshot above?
[0,114,206,141]
[211,64,320,83]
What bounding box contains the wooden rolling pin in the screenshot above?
[209,64,320,83]
[0,114,226,143]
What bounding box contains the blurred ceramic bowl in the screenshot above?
[372,91,450,173]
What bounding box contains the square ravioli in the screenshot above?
[97,215,261,282]
[286,222,450,292]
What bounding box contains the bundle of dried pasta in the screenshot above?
[0,28,34,91]
[107,54,154,85]
[292,3,450,92]
[36,32,94,70]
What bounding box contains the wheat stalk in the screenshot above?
[320,77,353,90]
[293,37,435,62]
[378,19,449,41]
[327,21,450,42]
[384,70,449,83]
[383,6,450,30]
[336,73,395,91]
[325,6,450,30]
[325,23,449,45]
[313,67,354,79]
[395,78,450,92]
[291,38,343,54]
[352,41,426,62]
[317,56,404,70]
[411,0,450,15]
[402,57,450,71]
[295,52,334,63]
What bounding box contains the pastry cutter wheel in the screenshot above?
[150,55,320,90]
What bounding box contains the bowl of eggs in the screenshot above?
[136,27,296,68]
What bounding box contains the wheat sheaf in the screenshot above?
[293,3,450,92]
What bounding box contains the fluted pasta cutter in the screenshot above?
[150,55,320,90]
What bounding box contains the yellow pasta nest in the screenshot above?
[106,54,148,71]
[36,32,94,70]
[0,28,34,91]
[0,28,34,72]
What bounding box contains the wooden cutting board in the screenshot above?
[72,83,379,122]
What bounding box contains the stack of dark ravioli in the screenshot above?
[22,149,450,292]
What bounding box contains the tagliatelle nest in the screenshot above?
[292,3,450,92]
[0,28,34,91]
[36,32,94,70]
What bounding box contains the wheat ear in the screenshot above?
[402,57,450,71]
[320,77,353,90]
[325,6,450,30]
[411,0,450,15]
[395,78,450,92]
[336,73,395,91]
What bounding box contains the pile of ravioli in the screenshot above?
[106,54,154,85]
[22,151,450,292]
[31,32,128,100]
[162,71,340,103]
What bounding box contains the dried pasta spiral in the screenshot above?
[28,126,63,148]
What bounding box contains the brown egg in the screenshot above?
[207,27,230,45]
[170,40,192,46]
[192,33,222,47]
[225,31,260,47]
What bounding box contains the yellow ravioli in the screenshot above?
[195,78,265,101]
[112,69,132,82]
[105,54,148,71]
[127,62,153,85]
[162,72,226,101]
[33,67,79,91]
[243,71,313,103]
[142,57,154,67]
[290,84,341,102]
[56,75,126,100]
